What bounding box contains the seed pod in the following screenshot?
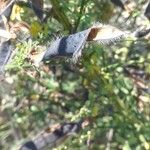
[43,29,91,62]
[0,0,14,27]
[0,40,12,74]
[110,0,125,10]
[20,121,83,150]
[29,0,44,22]
[42,23,125,62]
[145,2,150,20]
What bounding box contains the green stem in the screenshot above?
[73,0,87,33]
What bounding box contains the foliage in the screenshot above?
[0,0,150,150]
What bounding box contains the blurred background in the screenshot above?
[0,0,150,149]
